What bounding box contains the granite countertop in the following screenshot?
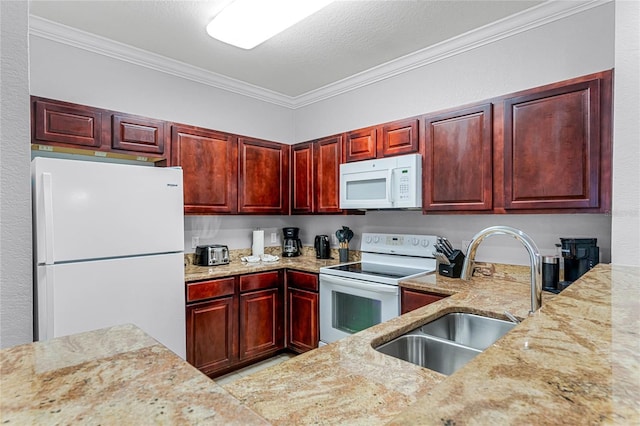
[184,247,357,282]
[222,264,640,425]
[2,264,638,424]
[0,324,267,425]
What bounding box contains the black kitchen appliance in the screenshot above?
[195,244,230,266]
[282,227,303,257]
[314,235,332,259]
[559,237,599,286]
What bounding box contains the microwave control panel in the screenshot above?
[397,169,410,200]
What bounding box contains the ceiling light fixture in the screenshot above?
[206,0,334,50]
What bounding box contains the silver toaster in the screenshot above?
[195,245,229,266]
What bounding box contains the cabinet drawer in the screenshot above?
[287,270,318,292]
[186,277,235,303]
[240,271,281,293]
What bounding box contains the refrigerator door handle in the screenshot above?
[42,172,55,265]
[37,265,55,341]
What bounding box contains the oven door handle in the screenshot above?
[320,274,398,293]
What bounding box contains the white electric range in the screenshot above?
[319,232,438,345]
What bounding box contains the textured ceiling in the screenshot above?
[30,0,543,98]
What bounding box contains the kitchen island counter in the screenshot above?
[4,265,637,424]
[0,324,267,425]
[222,264,639,424]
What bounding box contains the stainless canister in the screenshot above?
[542,255,560,290]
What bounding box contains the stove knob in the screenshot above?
[421,239,430,247]
[373,236,380,243]
[365,235,372,243]
[412,238,419,245]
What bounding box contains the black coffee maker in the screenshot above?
[559,237,599,286]
[282,227,303,257]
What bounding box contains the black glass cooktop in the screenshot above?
[326,262,429,279]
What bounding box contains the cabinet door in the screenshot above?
[287,288,319,353]
[315,135,342,213]
[33,99,102,148]
[400,288,445,314]
[291,142,314,214]
[171,125,238,214]
[345,127,377,162]
[238,138,290,214]
[186,296,238,376]
[503,79,602,210]
[239,287,284,361]
[112,113,166,155]
[380,118,419,158]
[423,104,493,211]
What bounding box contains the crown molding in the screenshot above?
[292,0,611,107]
[28,15,295,108]
[29,0,610,110]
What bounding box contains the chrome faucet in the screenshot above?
[460,226,542,315]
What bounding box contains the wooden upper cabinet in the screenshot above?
[111,113,166,155]
[380,118,420,158]
[345,118,420,162]
[345,127,377,162]
[171,124,238,214]
[423,103,493,212]
[502,73,610,211]
[31,97,169,161]
[315,135,342,213]
[33,98,102,148]
[291,142,314,214]
[238,137,290,214]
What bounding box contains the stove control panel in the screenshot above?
[361,233,439,257]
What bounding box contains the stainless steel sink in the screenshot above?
[376,334,481,376]
[418,312,516,351]
[375,312,516,375]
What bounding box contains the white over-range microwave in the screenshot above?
[339,153,422,209]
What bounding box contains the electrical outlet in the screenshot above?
[271,232,277,243]
[191,236,200,249]
[331,234,338,245]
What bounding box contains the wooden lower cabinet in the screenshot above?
[286,270,319,353]
[186,272,284,377]
[400,287,447,314]
[239,287,284,361]
[186,296,237,376]
[238,271,284,362]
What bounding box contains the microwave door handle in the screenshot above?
[386,169,393,204]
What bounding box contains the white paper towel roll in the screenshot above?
[252,230,264,257]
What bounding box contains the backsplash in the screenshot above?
[184,212,612,267]
[185,246,361,266]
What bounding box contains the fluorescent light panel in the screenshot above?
[207,0,334,49]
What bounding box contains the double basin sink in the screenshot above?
[375,312,517,376]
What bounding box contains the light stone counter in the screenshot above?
[0,324,267,425]
[222,264,640,425]
[3,265,637,424]
[184,247,360,282]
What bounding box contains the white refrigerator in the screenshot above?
[32,157,186,359]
